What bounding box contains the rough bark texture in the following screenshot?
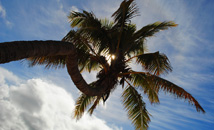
[0,40,105,96]
[0,40,74,63]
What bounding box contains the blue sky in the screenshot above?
[0,0,214,130]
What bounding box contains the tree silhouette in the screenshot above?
[0,0,205,129]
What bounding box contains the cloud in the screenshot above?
[70,6,79,12]
[146,92,214,130]
[0,3,6,18]
[0,67,20,86]
[82,0,120,19]
[0,2,12,28]
[0,67,122,130]
[6,0,70,40]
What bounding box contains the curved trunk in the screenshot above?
[66,53,108,96]
[0,40,105,96]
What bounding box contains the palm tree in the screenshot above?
[0,0,204,129]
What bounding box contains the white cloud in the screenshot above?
[0,67,20,85]
[8,0,70,40]
[71,6,79,12]
[0,67,121,130]
[82,0,120,19]
[0,3,6,18]
[0,2,12,28]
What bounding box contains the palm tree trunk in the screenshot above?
[66,53,107,96]
[0,40,106,96]
[0,40,75,63]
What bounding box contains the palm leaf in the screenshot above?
[73,93,96,120]
[62,30,76,42]
[68,11,113,58]
[68,11,97,28]
[120,23,138,53]
[80,55,103,73]
[129,72,205,113]
[112,0,139,25]
[62,29,105,72]
[128,71,160,104]
[100,18,114,29]
[112,0,139,54]
[134,21,178,39]
[27,55,66,69]
[125,38,147,58]
[88,96,102,115]
[62,30,90,53]
[122,85,151,130]
[136,51,172,75]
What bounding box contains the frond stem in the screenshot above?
[118,71,147,77]
[125,54,140,63]
[124,78,132,86]
[125,51,159,63]
[83,39,109,72]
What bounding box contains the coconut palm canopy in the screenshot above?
[0,0,205,130]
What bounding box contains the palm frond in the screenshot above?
[120,24,137,53]
[68,11,98,28]
[80,55,103,73]
[112,0,139,55]
[134,21,178,39]
[125,38,148,59]
[26,55,66,69]
[76,42,108,73]
[62,30,90,53]
[136,51,172,75]
[68,11,113,57]
[73,93,96,120]
[88,96,102,115]
[62,30,76,42]
[122,85,150,130]
[100,18,114,29]
[68,11,85,28]
[128,72,205,113]
[112,0,139,26]
[62,30,105,72]
[127,71,160,104]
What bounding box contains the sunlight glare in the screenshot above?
[111,55,115,60]
[106,54,116,64]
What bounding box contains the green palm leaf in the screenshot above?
[68,11,98,28]
[80,55,103,73]
[129,72,205,113]
[62,30,90,53]
[63,29,105,72]
[68,11,113,58]
[128,71,160,104]
[27,55,66,69]
[112,0,139,25]
[62,29,76,42]
[122,85,150,130]
[136,51,172,75]
[88,96,102,115]
[134,21,178,39]
[120,24,138,53]
[125,38,147,58]
[74,93,96,120]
